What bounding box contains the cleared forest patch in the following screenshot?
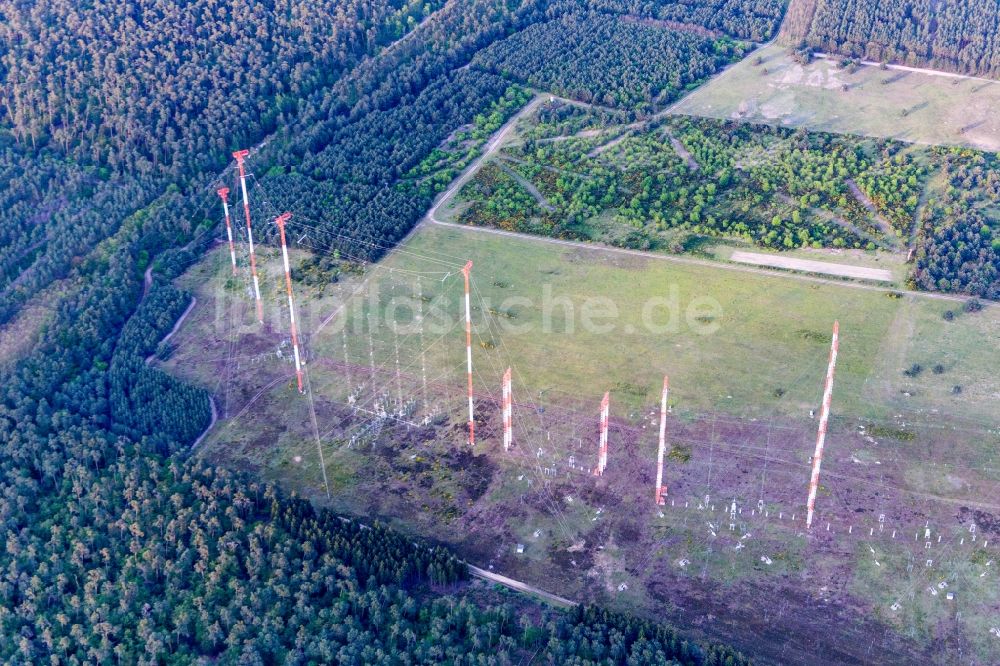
[163,225,999,663]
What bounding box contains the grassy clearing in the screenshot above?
[163,230,999,663]
[0,286,61,369]
[375,225,996,424]
[874,296,1000,429]
[675,44,1000,151]
[850,538,1000,659]
[166,228,996,489]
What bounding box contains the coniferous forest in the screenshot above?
[3,0,998,659]
[0,0,763,662]
[782,0,1000,78]
[472,14,748,117]
[2,449,751,663]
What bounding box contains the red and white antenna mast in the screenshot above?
[274,213,304,393]
[502,367,512,451]
[593,391,610,476]
[216,187,238,275]
[233,149,264,324]
[461,261,475,446]
[806,321,840,528]
[655,375,669,505]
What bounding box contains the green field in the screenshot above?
[161,223,999,663]
[675,44,1000,151]
[359,225,997,424]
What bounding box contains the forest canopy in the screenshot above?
[0,0,443,177]
[472,13,747,116]
[586,0,787,41]
[782,0,1000,78]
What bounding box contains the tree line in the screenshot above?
[250,70,528,261]
[911,148,999,298]
[785,0,1000,77]
[587,0,787,41]
[458,110,998,297]
[0,445,750,664]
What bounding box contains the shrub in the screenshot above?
[963,298,983,313]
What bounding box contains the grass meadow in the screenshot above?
[675,44,1000,152]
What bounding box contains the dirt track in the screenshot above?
[192,397,217,449]
[424,94,547,225]
[813,52,998,85]
[468,564,576,607]
[145,296,197,364]
[426,217,982,305]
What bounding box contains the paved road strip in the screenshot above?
[730,251,894,281]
